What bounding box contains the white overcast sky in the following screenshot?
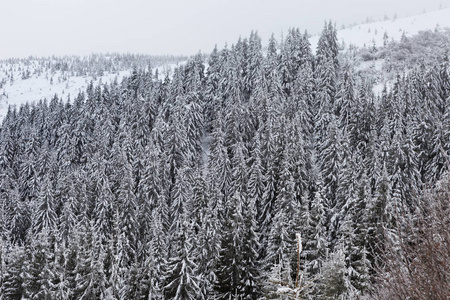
[1,0,448,59]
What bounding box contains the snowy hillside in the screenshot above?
[1,8,449,122]
[310,7,450,51]
[0,55,186,122]
[0,65,129,121]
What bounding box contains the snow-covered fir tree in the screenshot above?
[0,22,449,299]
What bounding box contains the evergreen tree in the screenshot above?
[163,220,201,300]
[240,192,262,299]
[32,174,58,237]
[22,232,56,300]
[145,207,169,299]
[301,181,327,280]
[1,246,26,300]
[214,191,245,299]
[73,221,106,300]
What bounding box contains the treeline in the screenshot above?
[0,53,188,86]
[0,23,449,299]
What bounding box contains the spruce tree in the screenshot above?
[214,191,245,299]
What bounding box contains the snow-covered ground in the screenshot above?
[0,60,186,122]
[0,67,130,120]
[310,7,450,52]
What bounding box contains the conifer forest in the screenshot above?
[0,22,449,299]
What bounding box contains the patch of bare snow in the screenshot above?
[310,7,450,52]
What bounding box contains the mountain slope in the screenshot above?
[310,7,450,51]
[0,55,186,121]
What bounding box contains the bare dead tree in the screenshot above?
[268,234,314,299]
[371,174,450,300]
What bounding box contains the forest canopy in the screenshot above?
[0,23,449,299]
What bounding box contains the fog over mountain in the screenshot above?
[1,0,448,58]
